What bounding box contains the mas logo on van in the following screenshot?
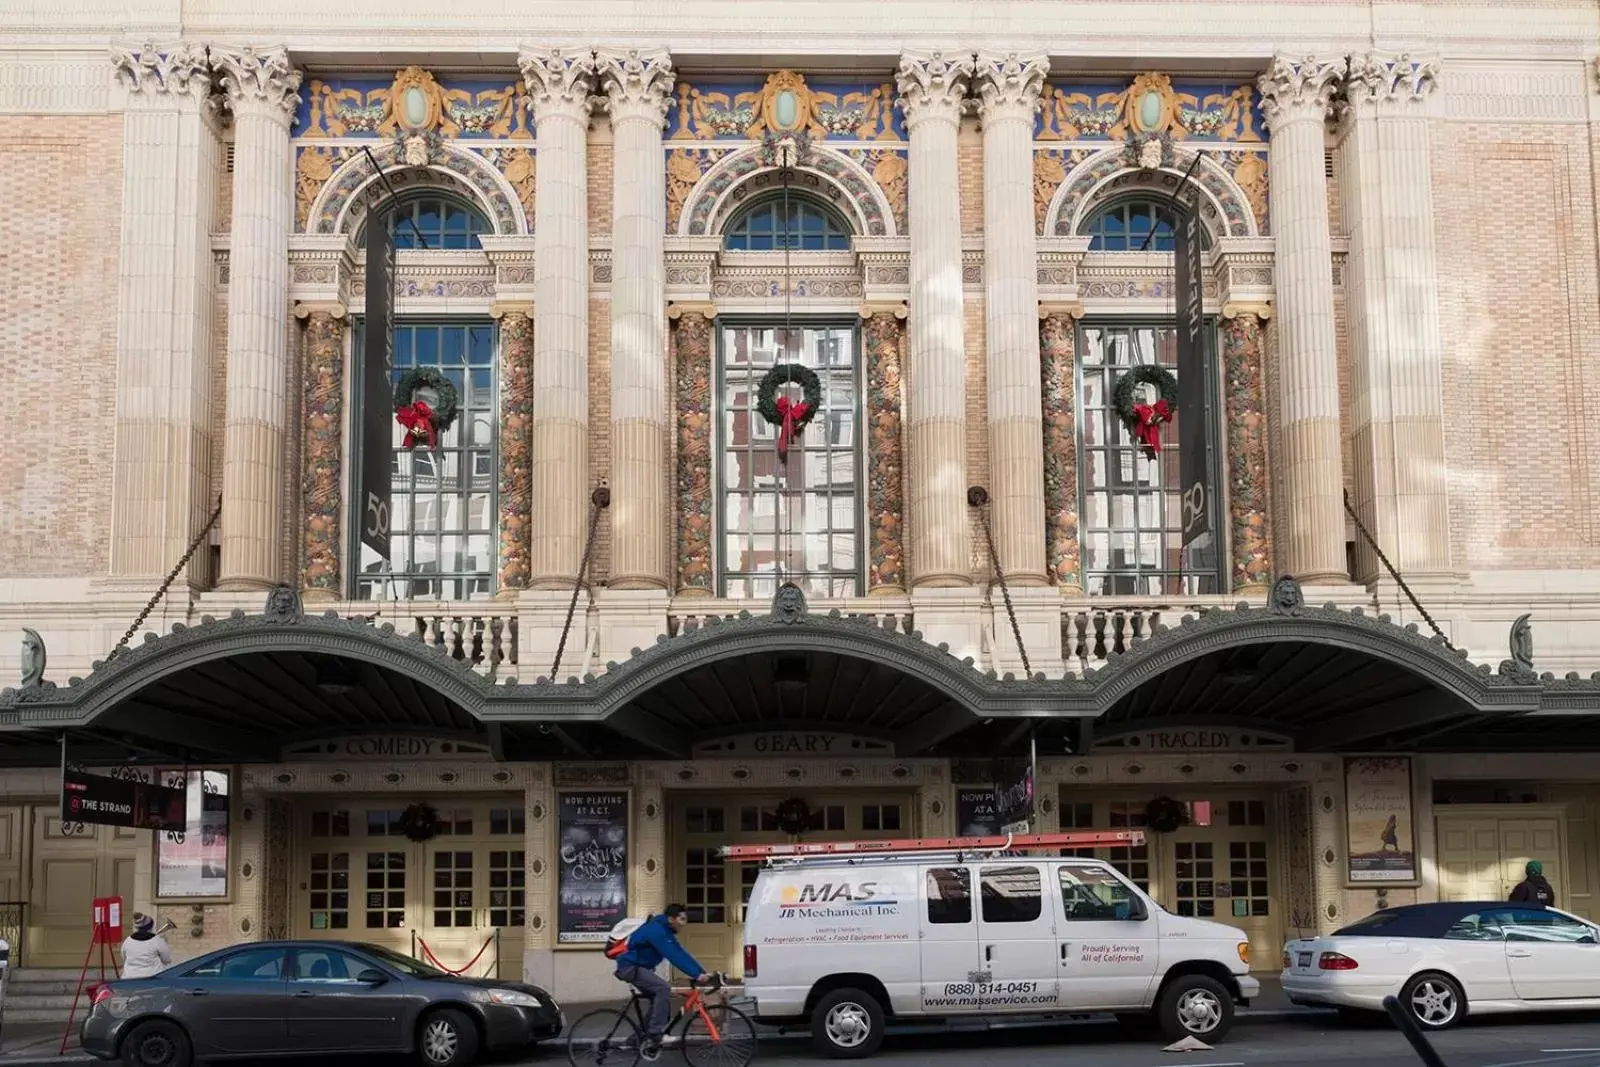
[777,881,900,919]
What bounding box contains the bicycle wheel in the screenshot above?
[680,1001,757,1067]
[567,1008,642,1067]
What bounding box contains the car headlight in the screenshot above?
[468,988,543,1008]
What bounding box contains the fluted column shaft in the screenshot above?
[975,52,1050,585]
[520,48,597,589]
[670,307,715,595]
[108,44,220,585]
[296,304,347,597]
[1221,306,1274,592]
[1339,54,1451,578]
[863,308,907,593]
[494,305,536,595]
[1259,55,1349,585]
[216,46,302,591]
[897,51,975,587]
[1039,311,1081,590]
[600,48,674,590]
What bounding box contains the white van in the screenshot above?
[741,850,1261,1058]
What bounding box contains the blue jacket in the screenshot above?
[616,915,704,978]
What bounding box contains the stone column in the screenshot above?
[896,51,975,588]
[669,305,715,596]
[1258,55,1348,586]
[1338,54,1451,579]
[975,51,1050,585]
[214,46,302,591]
[519,48,598,589]
[493,303,536,596]
[1221,304,1275,594]
[107,44,221,586]
[295,303,346,599]
[1039,308,1082,591]
[862,305,907,594]
[599,48,675,590]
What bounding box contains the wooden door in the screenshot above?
[1434,813,1563,903]
[1499,818,1564,902]
[28,810,140,967]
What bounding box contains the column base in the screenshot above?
[215,577,277,593]
[516,590,588,682]
[987,585,1065,679]
[594,588,670,667]
[301,589,339,604]
[909,587,986,667]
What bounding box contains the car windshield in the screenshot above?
[355,943,447,979]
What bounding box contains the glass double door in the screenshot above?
[296,797,526,979]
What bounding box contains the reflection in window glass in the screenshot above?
[723,196,853,251]
[1081,197,1213,253]
[926,868,972,925]
[1077,323,1219,595]
[719,324,861,598]
[365,195,493,251]
[354,321,498,601]
[980,865,1043,924]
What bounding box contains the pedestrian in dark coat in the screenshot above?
[1509,860,1556,905]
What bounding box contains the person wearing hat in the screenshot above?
[1510,860,1556,906]
[120,913,172,979]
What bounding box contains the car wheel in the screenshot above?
[417,1008,480,1067]
[1157,975,1235,1043]
[121,1021,192,1067]
[811,988,885,1059]
[1402,973,1465,1031]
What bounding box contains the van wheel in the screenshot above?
[811,988,885,1059]
[1157,975,1234,1043]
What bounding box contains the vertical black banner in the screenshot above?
[1174,202,1212,548]
[360,212,395,560]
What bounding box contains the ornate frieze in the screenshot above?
[349,260,497,302]
[110,43,210,102]
[670,306,715,595]
[863,307,907,593]
[299,69,532,139]
[1344,52,1441,109]
[1221,304,1275,593]
[494,305,536,595]
[667,72,903,141]
[1257,55,1347,128]
[212,45,302,119]
[895,51,976,127]
[295,304,347,598]
[1039,309,1082,589]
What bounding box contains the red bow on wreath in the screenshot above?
[1132,399,1172,455]
[774,395,811,463]
[397,401,438,450]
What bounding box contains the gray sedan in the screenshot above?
[81,940,563,1067]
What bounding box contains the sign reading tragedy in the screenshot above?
[61,768,186,832]
[359,205,396,560]
[1174,198,1212,548]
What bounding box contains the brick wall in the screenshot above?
[0,116,122,578]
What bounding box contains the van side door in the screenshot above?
[975,862,1061,1012]
[1055,864,1159,1010]
[917,865,983,1015]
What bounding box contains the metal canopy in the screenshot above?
[3,580,1599,763]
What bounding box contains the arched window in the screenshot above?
[364,194,493,251]
[723,195,853,251]
[1081,196,1212,253]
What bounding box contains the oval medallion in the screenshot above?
[774,89,799,129]
[403,86,429,128]
[1137,90,1164,132]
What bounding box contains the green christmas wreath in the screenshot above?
[756,363,822,461]
[1111,364,1180,456]
[394,368,460,450]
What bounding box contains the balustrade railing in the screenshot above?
[666,599,915,638]
[1061,596,1241,674]
[339,602,518,673]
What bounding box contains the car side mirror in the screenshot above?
[355,969,388,985]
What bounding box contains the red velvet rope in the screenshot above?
[418,935,495,976]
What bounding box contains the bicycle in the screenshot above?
[566,971,757,1067]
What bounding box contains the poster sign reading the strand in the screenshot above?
[557,792,629,945]
[1345,756,1416,884]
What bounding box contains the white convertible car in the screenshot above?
[1282,901,1600,1030]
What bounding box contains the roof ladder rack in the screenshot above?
[720,830,1145,864]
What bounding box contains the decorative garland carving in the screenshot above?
[863,311,906,592]
[672,310,715,595]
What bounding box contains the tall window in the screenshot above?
[722,194,853,251]
[1082,196,1213,253]
[354,321,498,601]
[719,323,861,598]
[362,194,492,250]
[1077,323,1220,596]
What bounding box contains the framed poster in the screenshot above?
[156,770,231,899]
[557,791,629,945]
[1344,756,1416,884]
[955,787,1002,836]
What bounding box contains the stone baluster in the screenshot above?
[519,47,598,589]
[215,45,302,591]
[493,303,536,596]
[599,48,675,590]
[896,51,975,588]
[1221,304,1275,593]
[295,303,347,599]
[1338,54,1452,578]
[975,51,1051,585]
[107,43,221,586]
[1039,307,1083,591]
[1258,54,1349,586]
[862,305,908,594]
[669,305,716,596]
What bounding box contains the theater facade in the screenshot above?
[3,0,1600,1002]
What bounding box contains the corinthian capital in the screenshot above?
[896,50,976,128]
[519,46,600,123]
[1257,54,1347,128]
[212,45,302,120]
[973,51,1049,125]
[596,47,675,127]
[110,42,211,102]
[1345,52,1441,109]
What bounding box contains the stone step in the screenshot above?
[5,980,84,997]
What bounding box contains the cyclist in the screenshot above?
[613,904,707,1058]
